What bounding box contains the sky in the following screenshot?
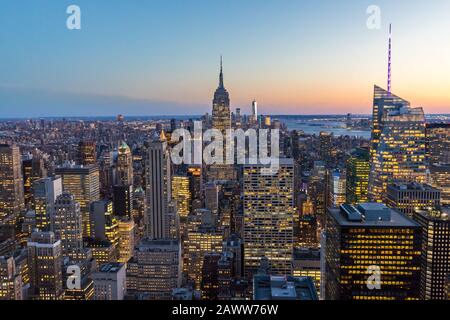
[0,0,449,117]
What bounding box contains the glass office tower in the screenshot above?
[369,86,426,202]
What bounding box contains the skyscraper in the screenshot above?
[413,208,449,300]
[22,150,47,209]
[368,26,427,201]
[0,256,23,300]
[92,262,127,300]
[145,135,171,239]
[117,218,135,264]
[292,248,321,297]
[126,239,181,299]
[0,144,25,226]
[27,231,63,300]
[113,184,133,218]
[85,238,117,265]
[368,86,426,202]
[428,163,450,206]
[328,169,346,207]
[53,192,84,259]
[209,57,235,181]
[187,166,202,203]
[200,253,222,300]
[345,148,370,204]
[234,108,242,128]
[252,100,258,120]
[308,161,328,232]
[243,159,295,278]
[62,257,95,300]
[78,141,97,166]
[184,209,223,289]
[55,164,100,237]
[386,183,441,217]
[248,100,259,126]
[33,176,62,231]
[204,182,219,215]
[171,175,191,219]
[217,180,240,237]
[99,151,114,198]
[425,123,450,165]
[115,141,134,186]
[296,215,319,249]
[325,203,422,300]
[212,57,231,132]
[171,174,191,238]
[89,200,119,251]
[319,132,332,165]
[132,186,146,240]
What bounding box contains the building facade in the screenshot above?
[325,203,422,300]
[55,164,100,237]
[27,231,63,300]
[0,144,25,226]
[93,262,126,300]
[426,123,450,165]
[53,192,84,259]
[243,159,295,278]
[33,176,62,231]
[126,239,181,299]
[413,209,450,300]
[369,86,427,202]
[145,136,171,239]
[346,148,370,204]
[386,183,441,217]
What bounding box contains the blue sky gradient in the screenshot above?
[0,0,449,117]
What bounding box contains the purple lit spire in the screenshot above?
[387,24,392,94]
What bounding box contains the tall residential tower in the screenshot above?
[0,144,25,226]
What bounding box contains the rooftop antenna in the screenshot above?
[219,55,224,88]
[387,23,392,94]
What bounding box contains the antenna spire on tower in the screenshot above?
[219,55,224,88]
[387,23,392,94]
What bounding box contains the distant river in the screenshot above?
[274,116,371,139]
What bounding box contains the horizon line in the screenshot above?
[1,113,450,121]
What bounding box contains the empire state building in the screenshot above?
[209,57,235,181]
[212,57,231,131]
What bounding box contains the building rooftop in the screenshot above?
[98,262,125,273]
[56,162,98,171]
[426,122,450,129]
[329,203,419,227]
[85,238,113,248]
[415,208,449,222]
[388,183,439,192]
[293,248,320,261]
[136,238,180,251]
[172,288,194,300]
[243,158,294,167]
[253,275,318,300]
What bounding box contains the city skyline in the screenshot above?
[1,0,449,307]
[1,0,450,117]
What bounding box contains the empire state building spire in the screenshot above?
[219,55,224,88]
[213,55,229,104]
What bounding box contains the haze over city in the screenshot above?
[1,0,449,117]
